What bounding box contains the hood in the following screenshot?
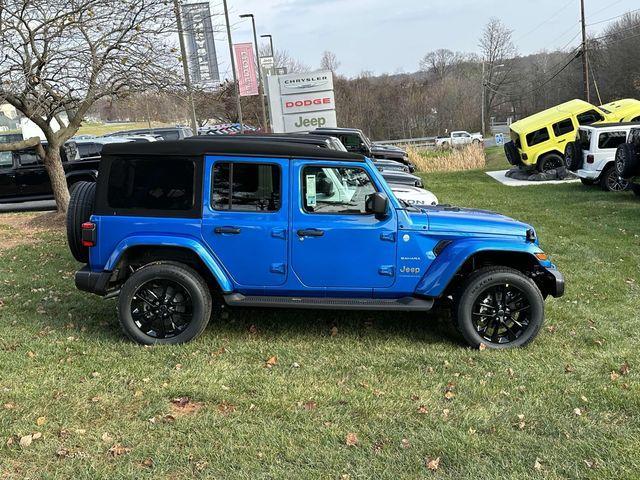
[407,206,532,238]
[371,145,406,158]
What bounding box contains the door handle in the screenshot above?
[214,226,241,235]
[297,228,324,237]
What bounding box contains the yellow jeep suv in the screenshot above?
[505,98,640,172]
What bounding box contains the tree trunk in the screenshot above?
[43,147,70,214]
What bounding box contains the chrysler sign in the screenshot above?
[267,69,337,133]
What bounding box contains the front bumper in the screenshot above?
[542,268,565,298]
[75,266,112,296]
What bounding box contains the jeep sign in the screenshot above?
[283,111,337,132]
[266,69,337,133]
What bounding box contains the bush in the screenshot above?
[408,144,486,173]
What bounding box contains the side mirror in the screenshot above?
[365,192,388,218]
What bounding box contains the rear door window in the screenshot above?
[107,158,196,212]
[576,109,605,125]
[526,127,550,147]
[212,162,280,212]
[552,118,574,137]
[598,131,627,150]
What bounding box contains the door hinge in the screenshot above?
[271,227,287,239]
[270,263,287,274]
[378,265,395,277]
[380,231,396,242]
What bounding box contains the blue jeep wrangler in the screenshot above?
[67,139,564,348]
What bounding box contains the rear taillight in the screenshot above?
[81,222,96,247]
[586,154,594,164]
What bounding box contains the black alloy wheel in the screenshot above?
[471,284,531,345]
[131,279,193,339]
[601,165,629,192]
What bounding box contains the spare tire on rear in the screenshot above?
[504,141,521,166]
[564,141,582,171]
[66,181,96,263]
[615,143,639,178]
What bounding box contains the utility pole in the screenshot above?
[580,0,591,103]
[173,0,199,135]
[240,14,269,132]
[481,60,486,136]
[223,0,244,133]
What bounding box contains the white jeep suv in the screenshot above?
[565,123,640,191]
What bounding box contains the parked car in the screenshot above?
[0,141,93,203]
[104,126,194,141]
[505,98,640,172]
[190,134,435,202]
[67,138,563,349]
[614,127,640,197]
[311,127,415,172]
[564,123,638,191]
[435,131,483,148]
[391,184,438,207]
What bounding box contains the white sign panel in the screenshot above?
[282,91,335,115]
[279,72,334,95]
[283,110,337,133]
[266,70,337,133]
[259,56,274,68]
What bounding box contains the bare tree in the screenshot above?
[259,45,309,74]
[479,18,517,131]
[419,49,466,80]
[320,51,341,73]
[0,0,179,213]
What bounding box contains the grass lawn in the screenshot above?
[1,164,639,478]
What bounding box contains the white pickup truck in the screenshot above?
[435,131,483,148]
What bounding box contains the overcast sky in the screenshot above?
[212,0,638,78]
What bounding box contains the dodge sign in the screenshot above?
[282,92,335,114]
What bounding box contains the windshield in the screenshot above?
[598,106,611,115]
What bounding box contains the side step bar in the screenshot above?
[223,294,434,312]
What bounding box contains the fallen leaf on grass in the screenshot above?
[19,435,32,448]
[265,356,278,368]
[610,371,620,381]
[401,438,411,449]
[410,394,420,401]
[217,402,236,415]
[170,397,204,416]
[426,457,440,471]
[108,444,131,457]
[417,405,428,414]
[534,458,543,471]
[303,401,317,410]
[584,459,599,469]
[36,416,46,426]
[345,432,358,446]
[3,403,15,410]
[573,408,582,416]
[330,326,338,337]
[478,343,487,351]
[620,361,630,376]
[372,440,384,454]
[564,364,575,373]
[248,324,258,335]
[142,458,154,468]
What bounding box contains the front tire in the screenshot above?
[455,267,544,349]
[118,263,212,345]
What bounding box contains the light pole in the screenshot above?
[172,0,199,135]
[222,0,244,133]
[260,34,274,58]
[240,14,269,132]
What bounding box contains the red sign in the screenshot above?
[234,43,259,97]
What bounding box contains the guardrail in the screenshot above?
[375,136,437,148]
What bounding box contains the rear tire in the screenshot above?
[537,153,564,173]
[599,164,629,192]
[615,143,639,178]
[455,266,544,349]
[66,181,96,263]
[564,142,582,171]
[117,262,212,345]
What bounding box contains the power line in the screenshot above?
[514,0,574,42]
[589,0,624,18]
[587,8,640,26]
[591,21,640,41]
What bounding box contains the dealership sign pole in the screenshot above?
[222,0,244,133]
[172,0,199,135]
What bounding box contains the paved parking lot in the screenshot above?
[0,200,56,213]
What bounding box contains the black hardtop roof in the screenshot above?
[189,133,334,146]
[314,127,363,133]
[101,138,364,161]
[582,122,640,129]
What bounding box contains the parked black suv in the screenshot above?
[615,128,640,197]
[0,141,97,203]
[311,127,415,172]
